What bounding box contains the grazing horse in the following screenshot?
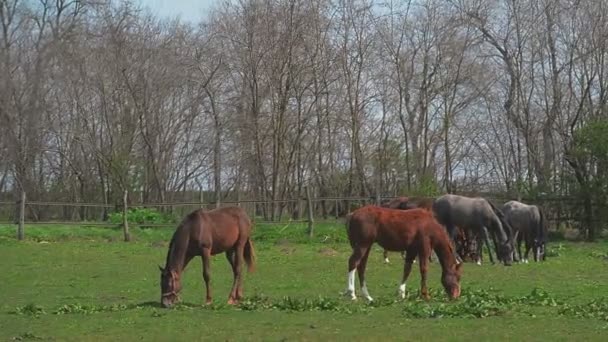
[380,197,414,262]
[433,194,515,266]
[502,200,547,263]
[344,206,462,301]
[159,207,256,308]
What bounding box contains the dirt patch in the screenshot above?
[150,241,168,248]
[318,247,338,257]
[274,238,291,246]
[280,247,296,255]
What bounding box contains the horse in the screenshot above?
[433,194,515,266]
[380,196,439,263]
[344,205,462,301]
[159,206,256,308]
[380,196,478,264]
[380,197,413,262]
[502,200,547,263]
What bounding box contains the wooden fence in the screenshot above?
[0,190,602,241]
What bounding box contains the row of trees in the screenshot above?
[1,0,607,237]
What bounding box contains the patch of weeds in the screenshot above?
[400,288,560,320]
[559,298,608,321]
[546,243,566,257]
[238,294,274,311]
[589,250,608,259]
[13,304,46,317]
[519,287,560,307]
[274,296,342,312]
[11,332,44,341]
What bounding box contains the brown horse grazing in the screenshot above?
[159,207,256,308]
[380,197,436,263]
[345,206,462,301]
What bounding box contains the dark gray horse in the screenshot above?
[433,194,515,266]
[502,200,547,263]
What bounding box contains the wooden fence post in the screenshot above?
[335,198,339,219]
[123,190,130,242]
[306,186,314,238]
[17,190,25,240]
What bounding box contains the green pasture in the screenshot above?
[1,222,608,341]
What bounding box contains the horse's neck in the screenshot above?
[166,227,190,273]
[431,233,457,271]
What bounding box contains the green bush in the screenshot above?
[108,208,176,226]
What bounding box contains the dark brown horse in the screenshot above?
[159,207,256,308]
[345,206,462,301]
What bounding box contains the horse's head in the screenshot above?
[441,262,462,300]
[159,265,181,308]
[534,239,546,261]
[498,241,514,266]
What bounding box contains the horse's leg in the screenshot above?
[445,223,463,263]
[357,247,373,302]
[482,227,495,265]
[418,245,431,300]
[399,252,416,299]
[345,246,367,300]
[523,236,531,263]
[225,250,239,299]
[201,248,212,305]
[228,244,245,305]
[383,249,390,264]
[516,232,524,263]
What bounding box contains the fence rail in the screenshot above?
[1,190,603,241]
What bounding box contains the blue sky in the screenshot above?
[137,0,215,23]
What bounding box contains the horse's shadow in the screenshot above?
[134,301,201,309]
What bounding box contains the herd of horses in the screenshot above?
[158,194,547,307]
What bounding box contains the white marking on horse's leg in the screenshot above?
[476,260,482,266]
[347,269,357,300]
[384,257,390,264]
[361,282,373,302]
[398,283,407,299]
[524,259,529,264]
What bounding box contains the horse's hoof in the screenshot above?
[384,258,390,264]
[227,298,238,305]
[476,260,482,266]
[205,299,212,305]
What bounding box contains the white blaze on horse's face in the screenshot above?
[399,283,406,299]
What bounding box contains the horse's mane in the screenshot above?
[486,200,514,239]
[164,212,196,271]
[428,222,457,271]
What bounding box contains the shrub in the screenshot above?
[108,208,176,227]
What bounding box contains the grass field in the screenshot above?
[1,222,608,341]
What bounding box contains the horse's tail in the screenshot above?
[538,206,547,243]
[244,238,256,273]
[487,200,514,240]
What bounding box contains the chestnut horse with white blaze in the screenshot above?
[159,207,256,308]
[345,206,462,301]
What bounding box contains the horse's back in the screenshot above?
[502,200,540,235]
[434,194,489,226]
[347,205,435,250]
